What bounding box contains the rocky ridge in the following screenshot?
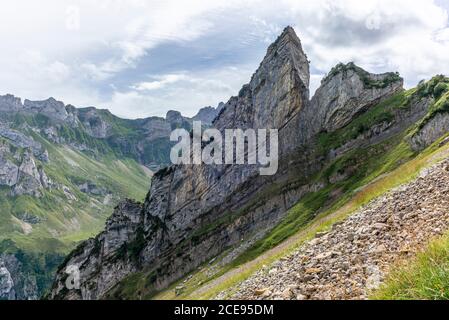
[227,157,449,300]
[0,94,220,170]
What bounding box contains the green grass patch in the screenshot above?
[106,269,159,300]
[372,233,449,300]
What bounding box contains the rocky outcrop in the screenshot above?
[0,156,19,187]
[49,27,413,300]
[76,107,113,139]
[0,135,51,197]
[11,151,51,197]
[49,200,143,300]
[410,112,449,151]
[228,158,449,300]
[310,62,403,133]
[78,182,109,196]
[0,260,15,300]
[0,125,45,158]
[137,117,171,142]
[0,94,22,113]
[192,105,222,124]
[24,98,71,123]
[165,110,187,129]
[15,212,42,225]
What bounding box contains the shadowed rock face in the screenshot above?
[0,94,217,171]
[48,200,143,300]
[0,253,40,300]
[411,112,449,151]
[48,27,409,300]
[0,261,15,300]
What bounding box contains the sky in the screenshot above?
[0,0,449,119]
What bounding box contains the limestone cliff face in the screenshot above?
[411,112,449,151]
[0,94,21,113]
[24,98,72,123]
[310,63,404,133]
[215,26,309,132]
[48,27,414,300]
[49,200,143,300]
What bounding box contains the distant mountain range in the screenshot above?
[0,95,221,170]
[0,93,221,299]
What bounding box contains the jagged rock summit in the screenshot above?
[48,26,424,300]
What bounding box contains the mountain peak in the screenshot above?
[266,26,305,56]
[0,94,22,112]
[279,25,298,40]
[24,97,65,108]
[166,110,182,120]
[311,62,404,133]
[260,26,310,92]
[192,106,220,124]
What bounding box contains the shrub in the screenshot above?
[434,83,447,99]
[322,62,402,89]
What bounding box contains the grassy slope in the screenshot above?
[0,135,151,253]
[372,232,449,300]
[150,78,449,300]
[371,78,449,300]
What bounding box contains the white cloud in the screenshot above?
[132,74,188,91]
[0,0,448,118]
[108,66,252,118]
[282,0,449,87]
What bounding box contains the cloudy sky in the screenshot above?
[1,0,448,119]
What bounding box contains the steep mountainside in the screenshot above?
[0,93,219,300]
[166,74,449,300]
[229,157,449,299]
[46,26,449,301]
